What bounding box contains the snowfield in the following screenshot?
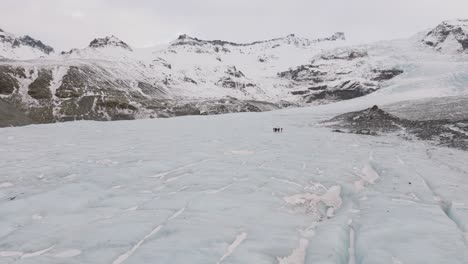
[1,19,468,264]
[1,101,468,264]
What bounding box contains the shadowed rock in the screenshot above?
[0,66,25,95]
[28,69,53,99]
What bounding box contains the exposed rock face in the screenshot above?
[324,105,468,150]
[278,65,326,82]
[55,66,87,98]
[0,66,25,95]
[0,71,18,95]
[279,48,402,103]
[216,77,255,90]
[28,69,53,99]
[423,19,468,52]
[89,36,133,51]
[305,81,377,102]
[12,36,54,54]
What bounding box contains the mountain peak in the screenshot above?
[89,35,133,51]
[423,19,468,52]
[177,34,193,40]
[0,28,54,59]
[13,35,54,54]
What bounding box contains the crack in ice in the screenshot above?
[112,225,163,264]
[217,232,247,264]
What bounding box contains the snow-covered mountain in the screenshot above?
[1,19,468,126]
[423,19,468,53]
[0,28,54,60]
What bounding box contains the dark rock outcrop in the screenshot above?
[183,77,198,84]
[371,69,404,81]
[0,66,25,95]
[306,87,374,102]
[217,77,245,89]
[278,65,325,82]
[28,69,53,99]
[324,105,468,150]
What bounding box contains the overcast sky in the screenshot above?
[1,0,468,51]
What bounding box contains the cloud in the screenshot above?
[70,11,85,19]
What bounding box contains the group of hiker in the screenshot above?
[273,128,283,133]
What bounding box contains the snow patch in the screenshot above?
[277,238,309,264]
[360,163,380,184]
[284,185,343,217]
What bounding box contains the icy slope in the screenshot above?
[1,104,468,264]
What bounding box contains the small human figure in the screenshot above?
[281,128,283,133]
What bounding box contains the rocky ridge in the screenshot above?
[1,19,468,127]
